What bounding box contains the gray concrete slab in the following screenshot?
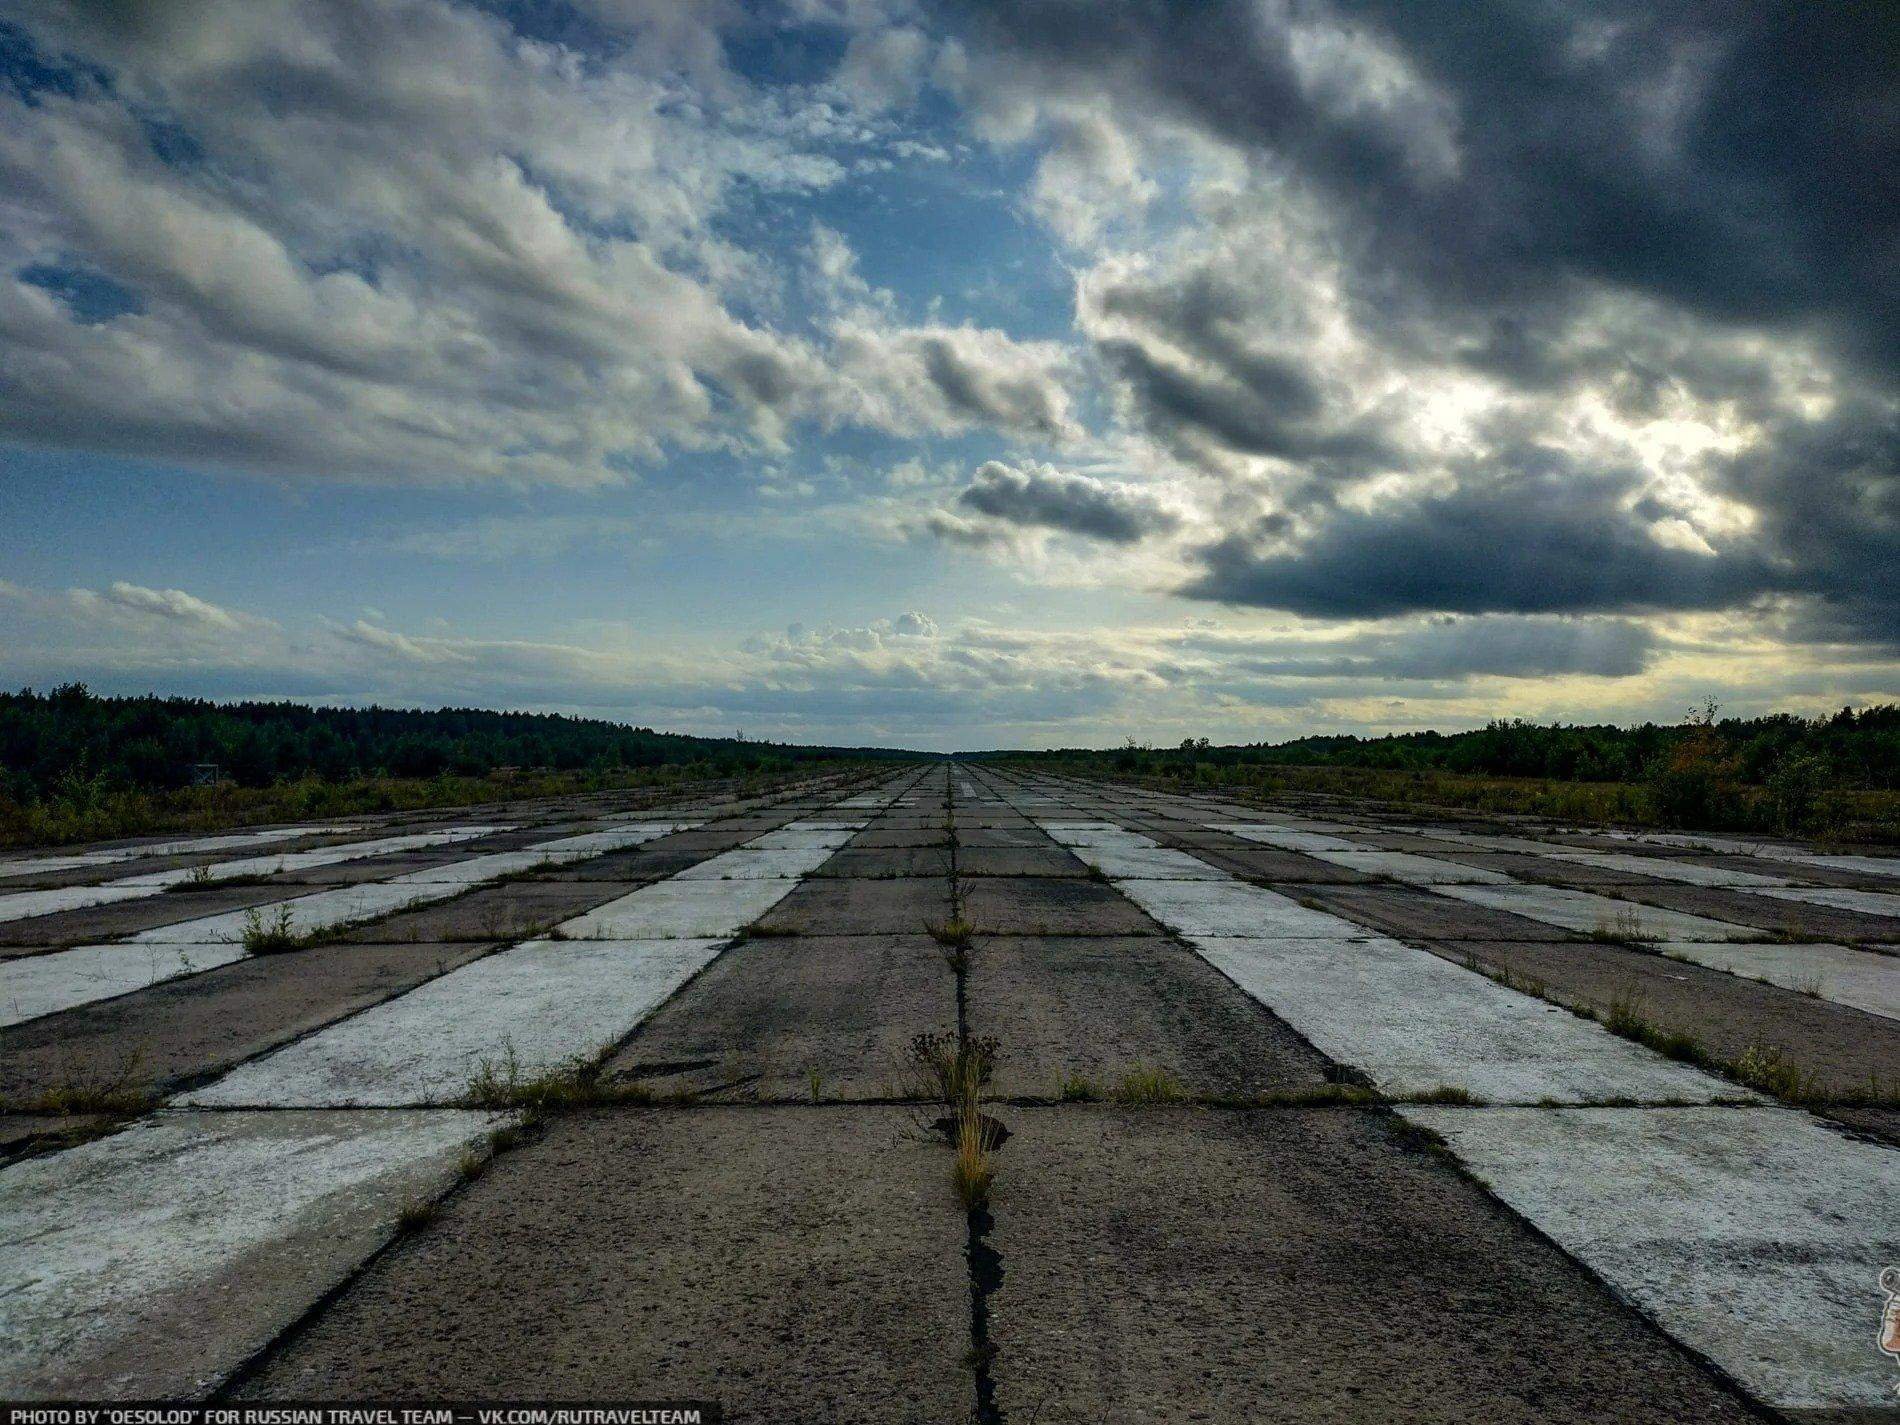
[1296,882,1593,941]
[0,940,508,1107]
[1406,1105,1900,1411]
[558,878,800,939]
[754,876,955,935]
[1418,938,1900,1100]
[184,938,728,1108]
[986,1107,1758,1424]
[332,878,646,943]
[967,935,1330,1098]
[610,934,957,1099]
[1433,883,1761,942]
[955,846,1086,878]
[812,846,954,878]
[1649,939,1900,1021]
[959,877,1160,936]
[1191,935,1738,1103]
[232,1107,970,1414]
[0,1108,502,1399]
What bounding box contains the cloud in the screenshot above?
[955,460,1180,543]
[0,0,1079,488]
[87,581,258,634]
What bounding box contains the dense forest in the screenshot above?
[985,704,1900,835]
[0,685,917,803]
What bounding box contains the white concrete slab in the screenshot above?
[1116,877,1381,939]
[183,939,726,1108]
[0,883,154,925]
[1219,825,1365,853]
[1075,846,1229,880]
[0,941,250,1028]
[1755,886,1900,920]
[1420,828,1574,855]
[1192,936,1738,1104]
[1433,883,1763,942]
[1648,941,1900,1022]
[0,827,337,882]
[0,1108,503,1398]
[1541,849,1798,889]
[115,826,507,888]
[1307,849,1515,885]
[673,846,837,880]
[1591,831,1900,880]
[128,880,463,944]
[1041,822,1153,847]
[556,878,796,939]
[746,826,862,850]
[1403,1105,1900,1410]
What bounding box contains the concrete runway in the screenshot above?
[1,761,1895,1419]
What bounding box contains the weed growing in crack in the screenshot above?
[908,1030,998,1105]
[1058,1072,1100,1102]
[1112,1065,1185,1104]
[240,904,307,954]
[465,1043,654,1112]
[952,1101,999,1211]
[396,1198,441,1231]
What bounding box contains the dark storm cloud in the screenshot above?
[1222,616,1657,682]
[957,459,1180,542]
[1182,446,1791,620]
[967,0,1899,375]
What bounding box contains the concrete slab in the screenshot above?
[129,881,465,944]
[557,878,796,939]
[1542,850,1798,889]
[754,876,955,935]
[0,828,334,882]
[231,1107,970,1415]
[1434,883,1761,942]
[1191,936,1737,1103]
[0,884,154,925]
[987,1107,1758,1424]
[1117,877,1383,939]
[1310,848,1516,885]
[1072,845,1229,880]
[814,846,954,878]
[333,878,645,943]
[1417,938,1900,1102]
[0,941,250,1028]
[113,827,509,890]
[184,938,727,1108]
[967,935,1330,1097]
[0,940,509,1106]
[954,846,1084,878]
[0,1108,502,1398]
[610,934,956,1099]
[673,846,836,880]
[959,877,1160,936]
[1220,824,1365,852]
[1405,1105,1900,1411]
[1647,940,1900,1021]
[1758,886,1900,920]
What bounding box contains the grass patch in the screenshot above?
[465,1044,655,1113]
[927,916,974,948]
[395,1198,441,1231]
[1111,1065,1185,1104]
[907,1030,998,1105]
[951,1102,999,1211]
[240,904,311,954]
[1057,1072,1099,1102]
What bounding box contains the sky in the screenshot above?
[0,0,1894,752]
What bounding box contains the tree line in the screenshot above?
[0,685,921,803]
